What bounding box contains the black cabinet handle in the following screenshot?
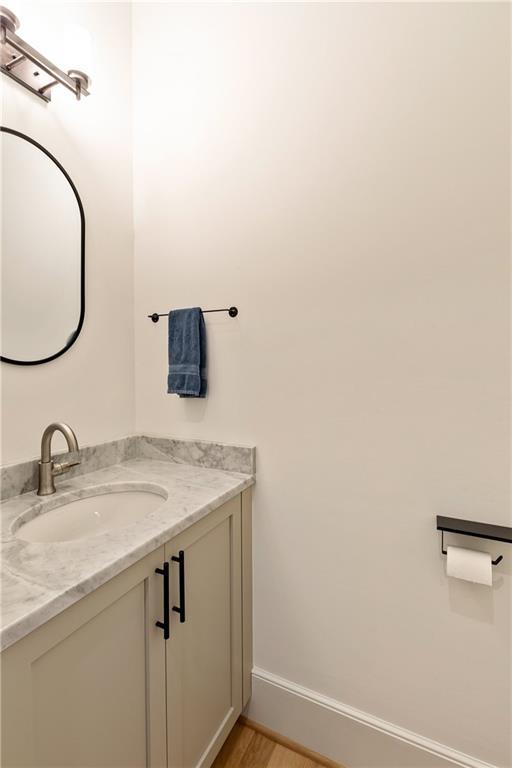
[171,550,186,623]
[155,561,170,639]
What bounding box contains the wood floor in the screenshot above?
[212,719,341,768]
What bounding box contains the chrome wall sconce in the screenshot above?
[0,6,90,103]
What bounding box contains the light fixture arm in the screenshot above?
[0,6,90,102]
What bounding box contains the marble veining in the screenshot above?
[136,435,255,475]
[1,435,255,501]
[0,436,135,502]
[0,457,254,651]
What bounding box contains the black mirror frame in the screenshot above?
[0,126,85,366]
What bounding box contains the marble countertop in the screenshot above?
[0,457,254,652]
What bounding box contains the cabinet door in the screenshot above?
[1,547,167,768]
[165,496,242,768]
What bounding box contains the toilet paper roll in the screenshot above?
[446,545,492,586]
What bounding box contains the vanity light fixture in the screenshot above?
[0,6,90,102]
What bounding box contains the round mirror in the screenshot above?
[0,127,85,365]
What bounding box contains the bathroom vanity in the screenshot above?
[0,436,254,768]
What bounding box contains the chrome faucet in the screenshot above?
[37,423,81,496]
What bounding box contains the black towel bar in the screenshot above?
[148,307,238,323]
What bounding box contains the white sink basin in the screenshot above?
[15,486,167,543]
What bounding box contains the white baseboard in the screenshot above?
[245,667,497,768]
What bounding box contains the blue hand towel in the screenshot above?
[167,308,207,397]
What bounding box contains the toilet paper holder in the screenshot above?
[437,515,511,567]
[440,530,503,566]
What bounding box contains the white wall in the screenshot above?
[0,1,134,463]
[1,2,510,764]
[133,3,510,766]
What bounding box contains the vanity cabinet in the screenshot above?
[1,490,252,768]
